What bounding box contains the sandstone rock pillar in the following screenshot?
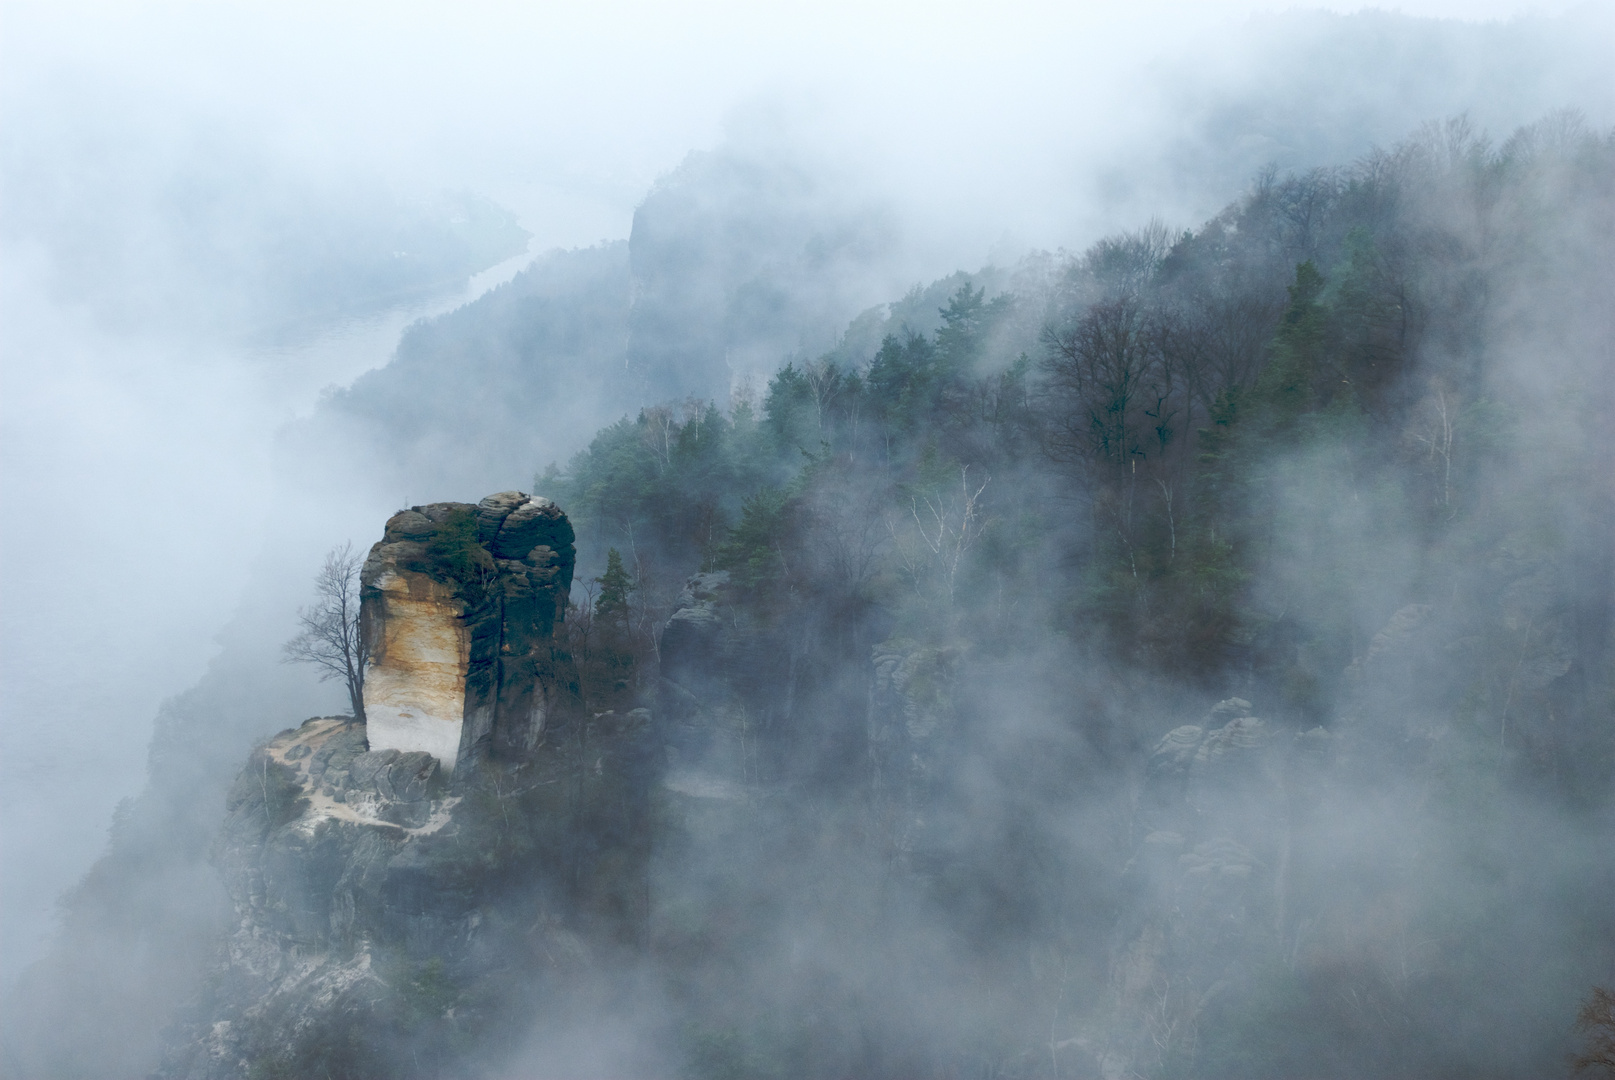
[360,492,577,773]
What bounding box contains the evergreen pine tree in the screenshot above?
[594,548,634,637]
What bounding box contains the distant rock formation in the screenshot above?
[1106,699,1339,1076]
[360,491,577,772]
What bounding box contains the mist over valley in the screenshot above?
[1,3,1613,1078]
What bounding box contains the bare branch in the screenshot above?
[894,466,991,605]
[282,542,368,722]
[1575,987,1615,1075]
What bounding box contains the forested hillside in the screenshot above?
[561,112,1611,756]
[536,113,1614,1079]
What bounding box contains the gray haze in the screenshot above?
[0,0,1611,1051]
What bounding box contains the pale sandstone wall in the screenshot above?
[363,566,469,768]
[359,492,577,774]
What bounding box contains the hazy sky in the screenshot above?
[5,0,1598,252]
[0,0,1607,988]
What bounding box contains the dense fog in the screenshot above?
[1,2,1612,1078]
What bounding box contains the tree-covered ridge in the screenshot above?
[553,112,1611,765]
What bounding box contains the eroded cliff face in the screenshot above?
[362,561,468,767]
[360,491,577,772]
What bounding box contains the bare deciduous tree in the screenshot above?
[1574,987,1615,1076]
[1071,219,1175,301]
[640,397,709,475]
[889,465,991,605]
[1162,292,1283,418]
[1407,377,1457,512]
[1043,296,1198,578]
[801,358,847,434]
[283,542,368,722]
[1042,297,1173,475]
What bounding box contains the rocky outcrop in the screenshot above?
[360,491,577,772]
[152,716,466,1079]
[156,700,652,1078]
[867,638,959,875]
[657,569,878,794]
[657,571,761,795]
[146,495,666,1079]
[655,575,968,867]
[1106,699,1339,1076]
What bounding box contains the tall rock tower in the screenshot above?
[151,492,656,1080]
[360,491,578,772]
